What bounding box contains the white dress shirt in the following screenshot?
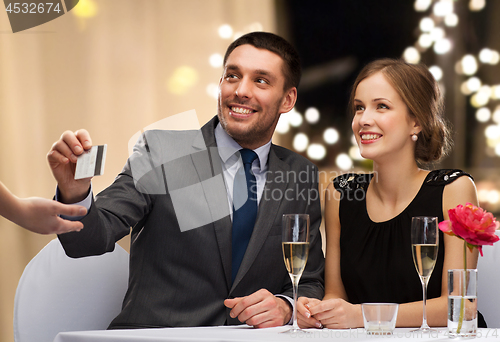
[214,123,271,218]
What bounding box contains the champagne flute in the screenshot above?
[282,214,310,333]
[411,216,439,332]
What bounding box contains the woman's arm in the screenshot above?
[323,182,349,301]
[298,182,364,329]
[395,176,479,327]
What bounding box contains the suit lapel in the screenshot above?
[231,145,289,290]
[191,118,233,289]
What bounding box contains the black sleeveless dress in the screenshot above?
[333,169,486,327]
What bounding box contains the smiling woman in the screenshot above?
[349,59,452,165]
[297,58,485,330]
[352,71,418,163]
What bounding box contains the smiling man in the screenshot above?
[49,32,324,329]
[217,42,297,150]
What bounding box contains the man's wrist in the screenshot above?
[56,184,92,220]
[277,296,293,325]
[57,182,91,204]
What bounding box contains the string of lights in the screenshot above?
[274,0,499,175]
[404,0,500,210]
[404,0,500,158]
[208,2,498,195]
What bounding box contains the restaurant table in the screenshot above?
[54,325,500,342]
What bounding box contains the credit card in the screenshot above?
[74,145,107,180]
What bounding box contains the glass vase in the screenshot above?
[447,269,478,339]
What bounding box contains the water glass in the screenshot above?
[362,303,399,335]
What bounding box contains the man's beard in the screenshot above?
[217,95,281,148]
[217,99,252,142]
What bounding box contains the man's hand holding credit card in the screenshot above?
[47,129,107,204]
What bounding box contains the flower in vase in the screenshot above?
[439,203,499,256]
[439,203,499,335]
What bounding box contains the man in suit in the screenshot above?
[47,32,324,329]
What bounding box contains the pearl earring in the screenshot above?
[412,133,418,142]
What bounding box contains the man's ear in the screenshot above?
[280,87,297,114]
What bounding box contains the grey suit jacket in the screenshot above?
[58,116,324,329]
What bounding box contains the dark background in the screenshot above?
[276,0,495,169]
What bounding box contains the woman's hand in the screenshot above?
[297,297,323,328]
[307,298,363,329]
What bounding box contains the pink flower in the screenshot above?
[439,203,499,256]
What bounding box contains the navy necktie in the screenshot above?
[232,148,258,283]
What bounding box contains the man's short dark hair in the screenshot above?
[223,31,301,91]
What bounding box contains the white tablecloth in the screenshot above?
[53,326,500,342]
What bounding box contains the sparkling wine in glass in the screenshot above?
[411,216,439,332]
[282,214,310,333]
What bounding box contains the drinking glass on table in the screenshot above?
[411,216,439,332]
[282,214,310,333]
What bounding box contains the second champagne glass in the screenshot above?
[411,216,439,332]
[282,214,310,333]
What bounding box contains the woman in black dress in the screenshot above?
[298,59,480,329]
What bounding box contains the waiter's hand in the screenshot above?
[47,129,93,203]
[15,197,87,234]
[224,289,292,328]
